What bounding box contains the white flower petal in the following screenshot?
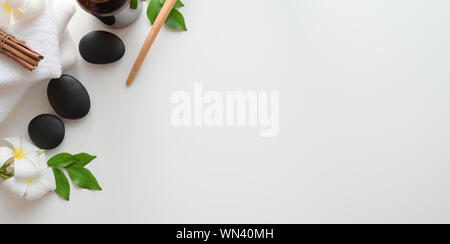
[3,137,22,147]
[6,0,28,9]
[20,137,39,154]
[25,181,49,201]
[13,0,44,23]
[3,137,38,154]
[0,1,11,28]
[2,177,27,199]
[37,167,56,191]
[37,150,47,170]
[0,147,13,165]
[25,150,44,170]
[13,157,40,180]
[3,137,21,149]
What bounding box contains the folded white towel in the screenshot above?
[0,0,60,87]
[0,0,76,122]
[60,30,77,70]
[55,0,77,71]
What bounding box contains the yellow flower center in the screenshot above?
[11,147,26,160]
[2,3,20,13]
[26,179,33,183]
[3,3,12,13]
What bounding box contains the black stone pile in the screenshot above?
[28,30,125,150]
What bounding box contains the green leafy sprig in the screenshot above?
[131,0,187,31]
[48,153,102,201]
[130,0,139,9]
[0,161,13,180]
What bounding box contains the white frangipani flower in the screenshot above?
[3,167,55,201]
[0,137,41,180]
[0,0,45,27]
[0,137,55,201]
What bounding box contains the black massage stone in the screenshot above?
[79,30,125,64]
[28,114,65,150]
[48,74,91,120]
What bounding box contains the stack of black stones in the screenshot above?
[28,31,125,150]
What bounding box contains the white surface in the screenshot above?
[1,0,450,224]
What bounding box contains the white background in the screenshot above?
[1,0,450,223]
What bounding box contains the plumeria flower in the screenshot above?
[0,137,42,179]
[2,166,55,201]
[0,137,55,201]
[0,0,45,27]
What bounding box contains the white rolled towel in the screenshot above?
[0,0,77,122]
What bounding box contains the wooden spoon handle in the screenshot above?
[126,0,178,86]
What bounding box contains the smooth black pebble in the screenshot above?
[48,74,91,120]
[79,30,125,64]
[28,114,65,150]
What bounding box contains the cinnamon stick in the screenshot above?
[0,29,43,71]
[0,30,43,60]
[1,42,40,66]
[0,50,34,71]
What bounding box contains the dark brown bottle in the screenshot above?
[77,0,142,29]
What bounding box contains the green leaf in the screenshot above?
[160,0,184,8]
[165,8,187,31]
[67,167,102,191]
[0,160,13,179]
[0,172,12,180]
[147,0,187,30]
[71,153,97,168]
[0,160,11,172]
[48,153,76,168]
[53,168,70,201]
[130,0,138,9]
[147,0,162,25]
